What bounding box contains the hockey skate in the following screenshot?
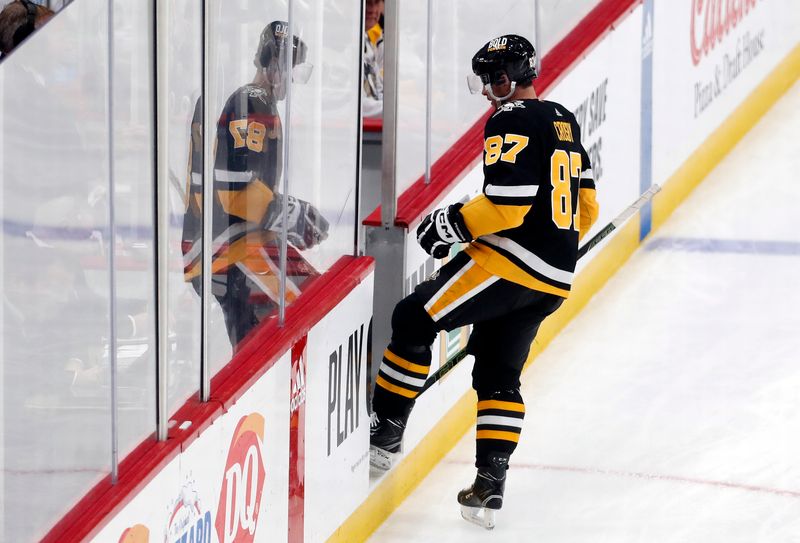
[457,453,508,530]
[369,411,408,470]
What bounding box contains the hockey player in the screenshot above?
[369,34,599,528]
[182,21,328,348]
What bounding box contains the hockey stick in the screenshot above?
[168,169,188,207]
[418,183,661,394]
[577,183,662,259]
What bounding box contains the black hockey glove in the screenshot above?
[416,203,471,259]
[264,195,330,250]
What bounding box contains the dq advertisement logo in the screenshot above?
[118,524,150,543]
[215,413,267,543]
[165,481,212,543]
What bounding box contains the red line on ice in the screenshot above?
[449,459,800,499]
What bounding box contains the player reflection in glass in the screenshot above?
[182,21,328,349]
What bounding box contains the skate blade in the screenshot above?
[369,445,397,471]
[460,504,496,530]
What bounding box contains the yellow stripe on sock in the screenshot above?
[477,400,525,413]
[376,375,418,399]
[384,349,429,376]
[476,429,520,443]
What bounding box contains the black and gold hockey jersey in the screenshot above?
[182,85,283,281]
[181,85,320,306]
[461,98,599,298]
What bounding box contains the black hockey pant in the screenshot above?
[372,252,563,467]
[192,266,260,349]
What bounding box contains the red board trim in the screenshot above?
[43,1,640,539]
[42,255,374,543]
[363,0,641,228]
[363,117,383,133]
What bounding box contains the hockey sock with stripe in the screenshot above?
[475,389,524,468]
[372,342,431,418]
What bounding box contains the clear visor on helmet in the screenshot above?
[292,62,313,84]
[262,26,314,85]
[465,71,515,102]
[266,47,314,85]
[466,73,485,94]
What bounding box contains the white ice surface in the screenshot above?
[368,80,800,543]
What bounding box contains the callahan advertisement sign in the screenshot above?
[650,0,793,185]
[689,0,766,117]
[690,0,764,66]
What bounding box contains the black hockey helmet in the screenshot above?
[469,34,538,90]
[255,20,309,70]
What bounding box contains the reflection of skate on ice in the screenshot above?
[457,453,508,530]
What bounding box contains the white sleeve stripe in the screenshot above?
[580,168,594,180]
[191,172,203,186]
[485,184,539,198]
[215,169,253,183]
